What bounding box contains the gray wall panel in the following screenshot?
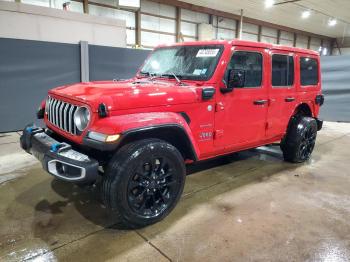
[0,39,150,132]
[89,45,150,81]
[1,37,349,132]
[320,55,350,122]
[321,55,350,92]
[0,38,80,132]
[319,92,350,122]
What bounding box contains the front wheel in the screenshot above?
[281,116,318,163]
[102,139,185,228]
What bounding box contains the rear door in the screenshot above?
[214,47,269,149]
[266,51,297,139]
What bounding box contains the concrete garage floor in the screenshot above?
[0,122,350,262]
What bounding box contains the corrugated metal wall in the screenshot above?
[7,0,331,53]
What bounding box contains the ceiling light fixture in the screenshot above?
[328,18,337,26]
[265,0,275,8]
[301,10,311,19]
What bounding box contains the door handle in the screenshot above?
[253,99,268,105]
[285,97,295,102]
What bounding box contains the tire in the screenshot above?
[281,116,318,163]
[102,139,186,228]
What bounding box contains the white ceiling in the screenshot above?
[182,0,350,38]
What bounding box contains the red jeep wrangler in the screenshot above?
[21,40,324,227]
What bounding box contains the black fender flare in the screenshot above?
[118,124,198,161]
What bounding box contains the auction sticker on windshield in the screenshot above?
[196,49,219,57]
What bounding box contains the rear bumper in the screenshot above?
[20,126,99,184]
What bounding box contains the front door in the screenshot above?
[214,47,269,150]
[266,51,297,139]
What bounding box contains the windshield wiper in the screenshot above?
[139,71,151,76]
[140,71,183,84]
[159,72,182,84]
[139,71,159,81]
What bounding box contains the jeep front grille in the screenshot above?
[46,96,79,135]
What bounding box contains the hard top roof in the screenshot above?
[157,39,319,56]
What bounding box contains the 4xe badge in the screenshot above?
[199,131,213,141]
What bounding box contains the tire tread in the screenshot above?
[101,138,185,228]
[281,116,317,163]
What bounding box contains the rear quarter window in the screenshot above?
[300,57,319,86]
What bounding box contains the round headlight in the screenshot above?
[74,106,90,132]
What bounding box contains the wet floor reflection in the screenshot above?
[1,137,348,261]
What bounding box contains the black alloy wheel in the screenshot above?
[298,127,316,161]
[127,157,178,217]
[102,139,185,228]
[281,116,318,163]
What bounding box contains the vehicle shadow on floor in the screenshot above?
[41,145,292,227]
[186,144,284,175]
[8,146,306,260]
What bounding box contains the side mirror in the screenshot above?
[228,69,245,88]
[220,69,245,93]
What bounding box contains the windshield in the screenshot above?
[139,45,224,81]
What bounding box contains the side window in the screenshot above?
[272,54,294,87]
[225,51,262,88]
[300,57,318,86]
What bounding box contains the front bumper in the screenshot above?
[20,126,99,183]
[316,118,323,131]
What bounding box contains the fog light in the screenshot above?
[56,162,67,175]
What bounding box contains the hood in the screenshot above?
[49,79,201,112]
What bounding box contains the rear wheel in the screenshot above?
[281,116,317,163]
[102,139,185,228]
